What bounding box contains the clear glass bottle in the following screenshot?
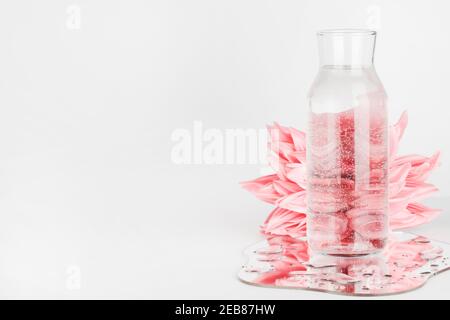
[306,29,388,256]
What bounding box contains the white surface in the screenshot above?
[0,0,449,299]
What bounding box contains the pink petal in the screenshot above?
[273,180,301,195]
[276,191,307,212]
[261,207,307,238]
[407,151,441,182]
[390,183,438,205]
[389,111,408,157]
[390,202,441,229]
[350,213,387,240]
[289,127,306,151]
[309,213,348,239]
[291,150,306,163]
[389,162,411,197]
[285,164,307,189]
[240,175,281,204]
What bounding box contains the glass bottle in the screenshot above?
[306,29,388,256]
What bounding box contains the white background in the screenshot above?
[0,0,449,299]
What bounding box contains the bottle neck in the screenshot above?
[317,30,376,69]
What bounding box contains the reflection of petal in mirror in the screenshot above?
[238,232,450,296]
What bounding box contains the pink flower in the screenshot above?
[241,112,441,238]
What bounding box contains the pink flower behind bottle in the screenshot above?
[241,112,441,238]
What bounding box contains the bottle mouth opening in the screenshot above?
[317,29,376,36]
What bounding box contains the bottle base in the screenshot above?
[309,238,387,257]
